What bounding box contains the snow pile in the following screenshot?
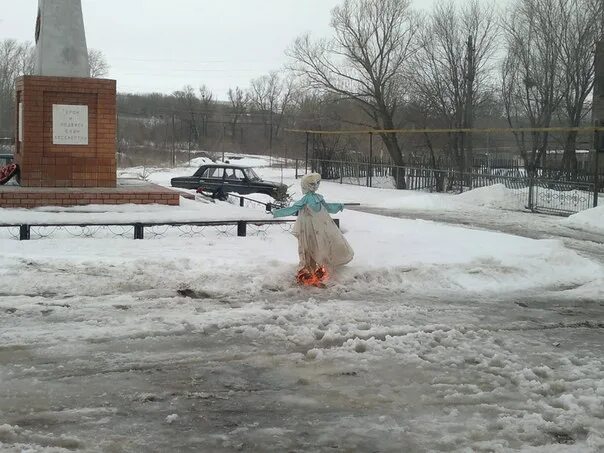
[0,197,269,227]
[222,154,272,167]
[341,176,396,189]
[563,205,604,234]
[0,206,600,299]
[455,184,526,210]
[367,183,526,212]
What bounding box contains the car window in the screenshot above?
[202,167,225,179]
[244,168,261,181]
[225,169,246,180]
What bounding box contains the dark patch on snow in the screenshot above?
[37,302,71,308]
[547,430,575,444]
[177,288,214,299]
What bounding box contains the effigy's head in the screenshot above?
[301,173,321,194]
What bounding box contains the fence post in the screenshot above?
[295,159,299,179]
[396,166,400,189]
[527,168,535,212]
[134,223,144,240]
[19,225,30,241]
[305,132,309,174]
[595,128,601,208]
[237,221,247,237]
[239,197,244,207]
[368,132,373,187]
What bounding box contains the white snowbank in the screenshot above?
[563,205,604,235]
[0,197,270,225]
[0,205,600,299]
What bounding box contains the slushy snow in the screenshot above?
[0,155,602,452]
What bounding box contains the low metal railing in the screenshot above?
[0,218,340,241]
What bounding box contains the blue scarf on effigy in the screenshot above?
[273,192,343,218]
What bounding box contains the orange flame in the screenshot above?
[297,266,329,286]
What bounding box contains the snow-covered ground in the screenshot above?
[0,154,603,452]
[564,205,604,236]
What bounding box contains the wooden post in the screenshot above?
[237,221,247,237]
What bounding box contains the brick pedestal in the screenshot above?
[0,180,180,208]
[15,76,117,188]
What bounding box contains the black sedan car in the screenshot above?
[171,164,289,200]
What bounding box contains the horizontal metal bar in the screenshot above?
[0,220,299,228]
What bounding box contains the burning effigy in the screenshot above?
[273,173,354,286]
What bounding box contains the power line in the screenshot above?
[285,126,604,135]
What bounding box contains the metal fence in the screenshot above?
[0,220,293,241]
[303,158,599,216]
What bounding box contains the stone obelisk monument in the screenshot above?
[34,0,90,77]
[15,0,117,188]
[3,0,179,208]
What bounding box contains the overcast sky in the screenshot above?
[0,0,509,100]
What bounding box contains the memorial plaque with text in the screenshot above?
[52,104,88,145]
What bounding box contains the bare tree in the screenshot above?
[274,75,295,138]
[248,71,294,155]
[88,48,109,78]
[198,85,214,139]
[227,86,248,140]
[173,85,199,147]
[173,85,199,112]
[414,0,499,173]
[557,0,603,172]
[0,40,34,137]
[289,0,420,186]
[293,92,362,174]
[501,0,565,174]
[199,85,213,107]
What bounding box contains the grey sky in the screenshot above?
[0,0,509,100]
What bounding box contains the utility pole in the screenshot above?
[592,37,604,207]
[464,34,476,175]
[305,132,309,174]
[269,110,274,166]
[188,112,193,166]
[171,112,176,167]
